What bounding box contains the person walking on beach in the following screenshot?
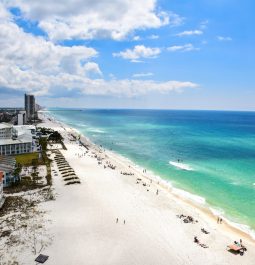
[124,220,125,224]
[156,189,159,195]
[116,218,118,223]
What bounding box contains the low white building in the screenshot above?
[18,111,27,125]
[0,123,38,155]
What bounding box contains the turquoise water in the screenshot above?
[48,109,255,234]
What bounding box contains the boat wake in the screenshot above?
[169,161,194,171]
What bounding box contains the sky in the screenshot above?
[0,0,254,110]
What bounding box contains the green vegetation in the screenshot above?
[39,135,52,186]
[48,131,63,142]
[37,127,54,135]
[48,131,67,150]
[39,137,47,151]
[14,163,22,176]
[11,127,66,190]
[15,153,39,166]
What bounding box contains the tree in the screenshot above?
[48,131,63,143]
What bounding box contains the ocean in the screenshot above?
[48,109,255,236]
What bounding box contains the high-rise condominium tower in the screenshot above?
[24,94,37,122]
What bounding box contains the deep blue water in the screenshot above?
[48,109,255,234]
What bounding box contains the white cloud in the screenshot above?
[133,35,141,41]
[167,43,199,52]
[132,72,154,78]
[0,4,98,95]
[78,79,198,97]
[217,36,232,41]
[0,4,198,99]
[0,14,97,74]
[199,20,208,30]
[0,3,10,20]
[83,62,102,76]
[176,30,203,37]
[168,12,184,27]
[132,34,160,41]
[113,45,161,61]
[148,34,159,39]
[4,0,178,41]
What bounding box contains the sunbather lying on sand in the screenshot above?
[201,228,210,234]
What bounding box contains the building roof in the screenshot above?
[0,125,34,146]
[0,123,13,129]
[0,134,32,145]
[15,125,36,131]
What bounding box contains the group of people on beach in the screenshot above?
[116,218,126,224]
[75,152,86,158]
[135,178,159,195]
[217,217,223,224]
[105,161,116,170]
[121,171,134,176]
[194,236,209,248]
[177,214,198,224]
[234,239,244,247]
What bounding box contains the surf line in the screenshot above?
[169,161,194,171]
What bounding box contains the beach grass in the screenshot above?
[15,153,39,166]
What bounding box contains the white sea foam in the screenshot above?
[169,161,194,171]
[209,207,225,217]
[87,128,105,133]
[115,142,127,146]
[172,187,206,205]
[230,181,240,186]
[225,219,255,240]
[209,207,255,239]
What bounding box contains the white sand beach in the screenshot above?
[9,113,255,265]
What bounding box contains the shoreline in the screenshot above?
[31,111,255,265]
[43,111,255,243]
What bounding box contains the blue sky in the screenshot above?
[0,0,254,110]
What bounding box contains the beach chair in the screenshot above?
[35,254,49,263]
[227,244,246,256]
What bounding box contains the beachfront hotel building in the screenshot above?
[0,155,18,188]
[25,93,37,122]
[0,123,38,155]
